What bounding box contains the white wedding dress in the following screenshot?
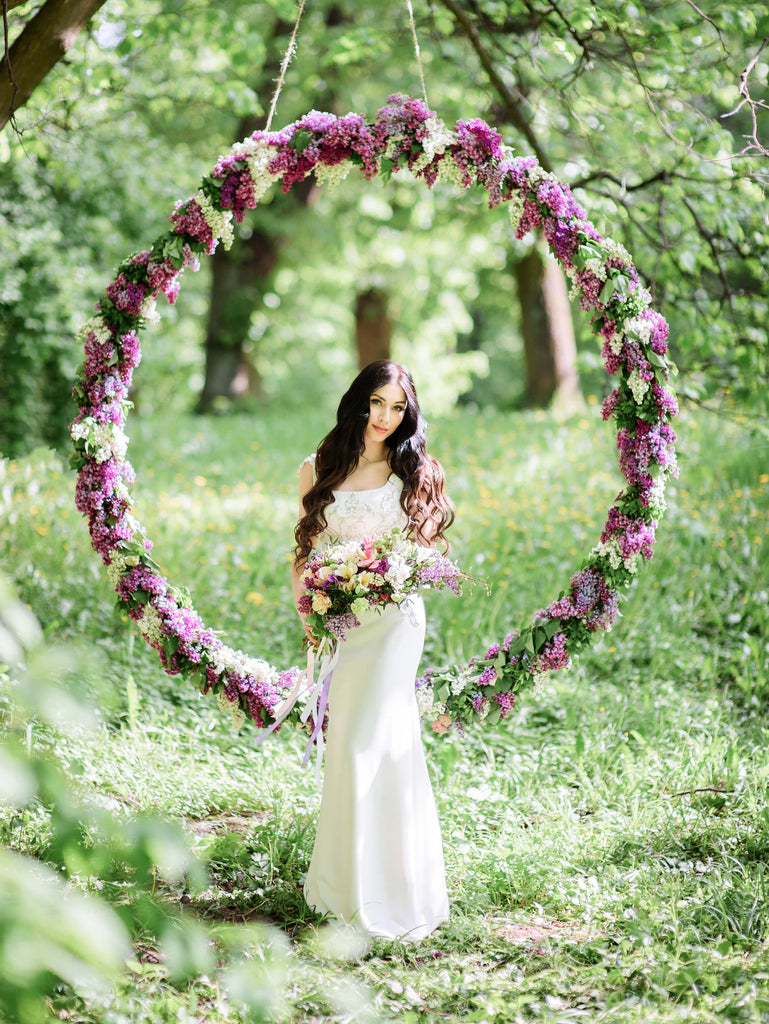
[302,462,449,941]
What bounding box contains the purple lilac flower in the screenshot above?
[484,642,501,659]
[542,567,620,634]
[493,691,516,719]
[478,666,498,686]
[601,508,657,562]
[471,691,488,714]
[650,382,678,418]
[215,164,258,222]
[617,421,678,486]
[325,611,360,642]
[642,309,669,354]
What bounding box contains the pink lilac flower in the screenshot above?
[650,382,678,418]
[598,318,618,342]
[83,332,117,377]
[617,421,678,486]
[601,507,657,561]
[514,198,544,239]
[119,332,141,369]
[642,309,670,354]
[371,93,434,158]
[478,666,498,686]
[266,110,338,191]
[170,198,215,253]
[105,273,147,317]
[543,215,579,267]
[114,566,168,602]
[601,387,622,421]
[452,117,503,187]
[573,268,606,311]
[538,632,570,671]
[215,163,258,222]
[320,113,379,179]
[484,642,501,659]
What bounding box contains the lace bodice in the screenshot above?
[302,455,408,547]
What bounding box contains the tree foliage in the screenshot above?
[0,0,767,457]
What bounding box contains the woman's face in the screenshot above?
[365,382,407,445]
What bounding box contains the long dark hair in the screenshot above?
[294,361,454,563]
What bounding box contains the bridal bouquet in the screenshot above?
[297,528,467,646]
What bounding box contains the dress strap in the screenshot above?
[299,453,317,481]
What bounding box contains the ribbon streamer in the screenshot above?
[253,637,339,786]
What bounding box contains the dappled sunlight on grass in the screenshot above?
[3,403,769,1023]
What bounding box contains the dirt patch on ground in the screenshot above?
[494,918,602,946]
[184,809,269,835]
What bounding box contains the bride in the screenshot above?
[291,360,455,941]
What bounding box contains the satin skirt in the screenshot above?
[304,597,449,941]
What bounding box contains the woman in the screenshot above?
[292,360,454,941]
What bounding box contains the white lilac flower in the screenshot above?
[210,645,278,686]
[106,554,129,587]
[314,159,355,190]
[76,316,111,347]
[193,189,234,251]
[230,137,284,202]
[584,258,608,281]
[70,419,129,464]
[136,605,164,645]
[600,237,634,268]
[609,333,624,356]
[627,367,650,404]
[410,117,455,173]
[449,663,479,696]
[437,155,470,190]
[507,192,526,229]
[623,315,652,346]
[646,477,668,518]
[594,538,639,574]
[140,294,160,323]
[216,688,246,730]
[415,682,436,716]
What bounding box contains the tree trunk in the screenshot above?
[0,0,108,130]
[513,247,582,410]
[355,287,392,368]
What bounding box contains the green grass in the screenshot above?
[2,400,769,1023]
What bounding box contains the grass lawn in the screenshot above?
[2,399,768,1023]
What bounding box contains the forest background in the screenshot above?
[1,1,769,1023]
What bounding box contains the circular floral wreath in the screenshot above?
[69,94,678,737]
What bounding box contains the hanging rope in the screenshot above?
[406,0,430,108]
[265,0,307,132]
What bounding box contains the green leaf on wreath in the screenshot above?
[380,158,395,183]
[290,129,313,154]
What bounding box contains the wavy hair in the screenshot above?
[294,361,454,563]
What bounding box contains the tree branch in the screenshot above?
[437,0,553,171]
[0,0,109,132]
